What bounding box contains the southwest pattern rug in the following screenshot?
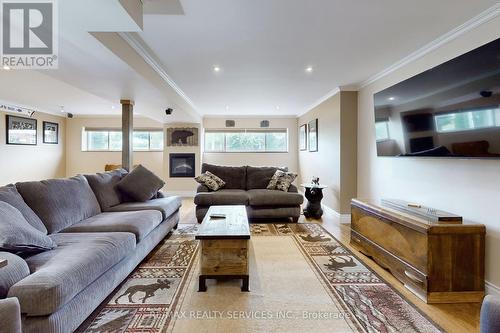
[78,223,442,333]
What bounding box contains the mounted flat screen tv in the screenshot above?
[374,37,500,158]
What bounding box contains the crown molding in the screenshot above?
[118,32,198,112]
[358,3,500,89]
[298,87,340,117]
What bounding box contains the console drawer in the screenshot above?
[351,206,428,272]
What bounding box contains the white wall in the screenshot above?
[202,117,299,173]
[357,16,500,288]
[0,111,66,185]
[65,116,164,177]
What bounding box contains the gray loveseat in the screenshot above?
[195,164,304,223]
[0,169,181,333]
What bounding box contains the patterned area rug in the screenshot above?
[77,223,442,333]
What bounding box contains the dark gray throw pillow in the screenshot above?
[0,184,47,234]
[85,169,128,210]
[117,165,165,202]
[0,202,57,255]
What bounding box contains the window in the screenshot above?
[375,121,390,141]
[204,129,288,152]
[82,128,164,151]
[435,107,500,133]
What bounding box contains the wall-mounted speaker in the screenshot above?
[67,113,74,118]
[260,120,270,128]
[225,120,235,127]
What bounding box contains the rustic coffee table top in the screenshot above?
[195,205,250,240]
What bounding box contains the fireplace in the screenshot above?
[169,153,195,178]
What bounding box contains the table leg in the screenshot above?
[241,275,249,292]
[198,276,207,292]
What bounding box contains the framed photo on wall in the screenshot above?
[6,115,37,145]
[43,121,59,144]
[299,124,307,151]
[308,118,318,152]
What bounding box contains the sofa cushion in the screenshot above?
[8,232,135,316]
[0,252,30,298]
[106,196,182,220]
[195,171,226,191]
[0,184,46,233]
[16,176,101,234]
[60,211,163,242]
[201,163,246,189]
[194,189,249,206]
[84,169,127,210]
[246,166,288,190]
[0,202,57,255]
[266,170,298,192]
[247,189,304,206]
[117,165,165,202]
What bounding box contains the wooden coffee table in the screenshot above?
[195,205,250,292]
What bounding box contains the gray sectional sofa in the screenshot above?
[0,169,181,333]
[195,164,304,222]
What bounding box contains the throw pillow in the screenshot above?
[0,202,57,255]
[0,184,47,234]
[267,170,298,192]
[85,169,128,210]
[195,171,226,191]
[117,165,165,202]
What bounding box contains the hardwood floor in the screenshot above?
[178,198,481,333]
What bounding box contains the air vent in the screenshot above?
[225,120,235,127]
[260,120,270,128]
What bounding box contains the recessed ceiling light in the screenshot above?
[305,66,313,73]
[213,66,221,72]
[3,65,10,70]
[111,105,116,110]
[388,97,396,101]
[275,106,280,110]
[225,105,230,110]
[60,106,65,113]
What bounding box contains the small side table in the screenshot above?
[301,184,328,219]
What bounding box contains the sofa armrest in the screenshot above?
[288,184,299,193]
[196,185,210,193]
[0,298,21,333]
[0,252,29,299]
[481,295,500,333]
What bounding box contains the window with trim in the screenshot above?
[375,121,390,141]
[81,128,164,151]
[435,107,500,133]
[204,129,288,152]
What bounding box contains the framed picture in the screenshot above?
[308,118,318,152]
[167,127,199,146]
[299,124,307,151]
[43,121,59,144]
[6,115,37,145]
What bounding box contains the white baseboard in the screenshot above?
[486,280,500,297]
[163,190,195,197]
[322,204,351,224]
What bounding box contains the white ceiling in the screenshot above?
[139,0,499,116]
[0,0,498,121]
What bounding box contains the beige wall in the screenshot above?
[65,116,164,177]
[299,91,357,214]
[357,16,500,287]
[202,117,299,173]
[0,111,66,185]
[299,94,341,211]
